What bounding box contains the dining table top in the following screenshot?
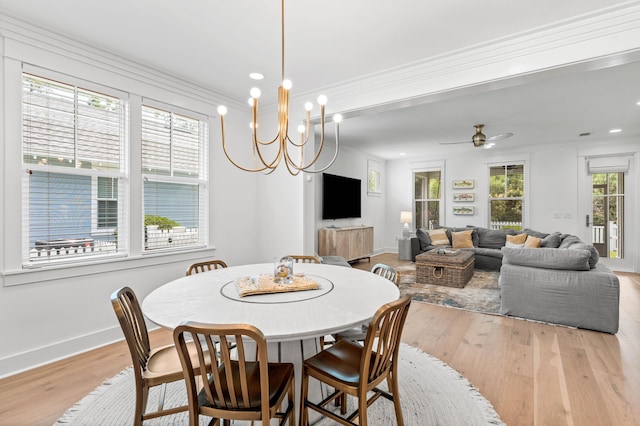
[142,262,401,342]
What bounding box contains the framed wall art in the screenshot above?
[453,206,474,215]
[452,179,474,189]
[453,192,474,202]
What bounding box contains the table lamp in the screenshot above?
[400,211,412,239]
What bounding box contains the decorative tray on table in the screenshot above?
[235,274,319,297]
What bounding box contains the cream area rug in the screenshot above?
[56,344,504,425]
[397,264,501,314]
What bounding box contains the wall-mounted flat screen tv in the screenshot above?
[322,173,361,220]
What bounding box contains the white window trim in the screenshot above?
[486,160,529,229]
[411,160,445,230]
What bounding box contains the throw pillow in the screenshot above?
[524,235,542,248]
[428,228,450,246]
[415,228,432,251]
[452,230,474,249]
[476,227,511,249]
[506,233,527,245]
[541,232,562,248]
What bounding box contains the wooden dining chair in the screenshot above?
[334,263,400,343]
[173,321,296,426]
[111,287,210,426]
[300,295,411,426]
[186,259,228,276]
[287,255,322,264]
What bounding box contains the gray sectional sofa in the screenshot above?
[411,226,620,333]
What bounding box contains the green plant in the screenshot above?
[144,215,181,230]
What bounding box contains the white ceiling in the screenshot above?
[1,0,639,159]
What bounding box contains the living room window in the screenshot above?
[413,170,441,229]
[21,73,127,266]
[489,163,524,230]
[141,104,208,251]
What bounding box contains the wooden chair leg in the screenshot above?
[358,390,368,426]
[135,384,147,426]
[389,373,404,426]
[300,367,309,426]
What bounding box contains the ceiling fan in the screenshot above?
[440,124,514,149]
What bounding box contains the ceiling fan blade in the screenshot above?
[487,132,514,141]
[438,140,470,145]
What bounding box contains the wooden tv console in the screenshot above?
[318,226,373,263]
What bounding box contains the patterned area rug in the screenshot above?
[397,264,501,314]
[56,344,504,425]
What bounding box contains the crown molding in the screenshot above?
[299,2,640,117]
[0,13,244,111]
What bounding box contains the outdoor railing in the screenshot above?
[145,226,199,250]
[489,221,522,230]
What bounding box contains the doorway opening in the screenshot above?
[591,172,624,259]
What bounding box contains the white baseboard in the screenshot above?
[0,326,123,379]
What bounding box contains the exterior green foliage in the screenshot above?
[144,214,181,229]
[490,165,524,226]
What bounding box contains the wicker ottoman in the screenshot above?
[416,249,474,288]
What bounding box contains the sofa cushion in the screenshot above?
[428,228,450,246]
[501,247,591,270]
[416,228,432,251]
[476,227,513,249]
[523,228,550,239]
[452,229,474,249]
[541,232,562,248]
[558,234,583,249]
[472,247,504,259]
[505,241,525,248]
[569,243,600,268]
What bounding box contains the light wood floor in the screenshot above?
[1,253,638,425]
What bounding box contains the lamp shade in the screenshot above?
[400,211,412,224]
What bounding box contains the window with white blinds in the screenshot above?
[22,73,128,266]
[141,105,207,251]
[488,163,525,230]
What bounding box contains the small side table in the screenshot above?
[398,238,412,261]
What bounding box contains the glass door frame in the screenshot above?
[578,154,636,272]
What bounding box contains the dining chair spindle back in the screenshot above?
[300,295,412,426]
[173,322,296,426]
[288,255,322,264]
[186,259,228,276]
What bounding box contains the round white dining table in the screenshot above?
[142,262,400,341]
[142,262,400,422]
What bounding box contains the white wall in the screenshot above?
[0,17,267,377]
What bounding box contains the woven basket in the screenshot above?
[416,250,474,288]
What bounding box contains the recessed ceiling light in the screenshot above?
[609,128,622,134]
[249,73,264,80]
[636,101,640,106]
[399,152,406,156]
